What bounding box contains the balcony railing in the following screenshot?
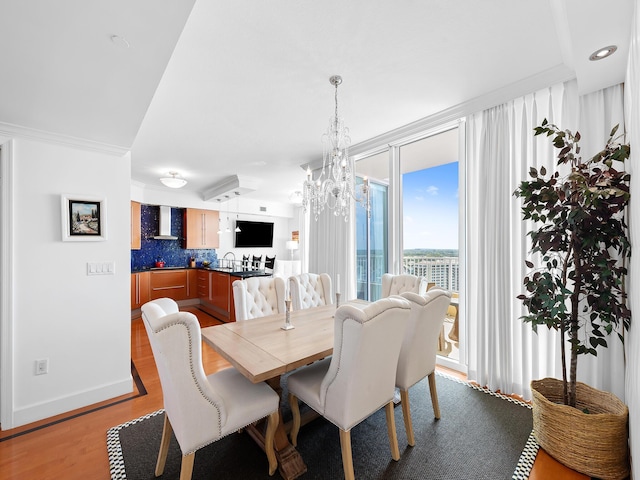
[356,254,459,301]
[402,256,459,292]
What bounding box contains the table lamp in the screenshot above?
[286,240,299,260]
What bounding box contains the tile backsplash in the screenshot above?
[130,204,217,271]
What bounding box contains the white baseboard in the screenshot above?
[10,376,133,429]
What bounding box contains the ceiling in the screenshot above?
[0,0,633,206]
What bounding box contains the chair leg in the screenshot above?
[428,372,441,419]
[179,452,195,480]
[400,388,415,447]
[289,393,301,446]
[155,412,173,476]
[265,411,279,476]
[339,428,355,480]
[385,401,401,461]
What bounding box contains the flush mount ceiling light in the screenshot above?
[589,45,617,61]
[160,171,187,188]
[302,75,370,221]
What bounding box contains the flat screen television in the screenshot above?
[234,220,274,248]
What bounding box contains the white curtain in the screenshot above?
[624,2,640,478]
[308,207,356,301]
[466,80,626,401]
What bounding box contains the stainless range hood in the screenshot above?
[152,205,179,240]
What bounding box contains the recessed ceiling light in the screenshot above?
[589,45,617,61]
[110,34,130,49]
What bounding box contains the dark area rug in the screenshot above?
[108,373,537,479]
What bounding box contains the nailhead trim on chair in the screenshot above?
[155,320,224,452]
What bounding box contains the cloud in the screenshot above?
[426,185,439,195]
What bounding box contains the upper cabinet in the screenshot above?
[183,208,219,249]
[131,201,141,250]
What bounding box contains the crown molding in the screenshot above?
[350,64,576,157]
[301,64,576,170]
[0,121,130,156]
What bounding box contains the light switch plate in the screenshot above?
[87,262,115,275]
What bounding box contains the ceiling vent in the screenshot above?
[203,175,259,203]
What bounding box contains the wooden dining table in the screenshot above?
[201,299,368,480]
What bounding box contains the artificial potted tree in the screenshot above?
[514,120,631,480]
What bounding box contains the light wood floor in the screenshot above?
[0,307,587,479]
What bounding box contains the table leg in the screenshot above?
[245,376,307,480]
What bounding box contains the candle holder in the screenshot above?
[281,299,294,330]
[336,292,341,309]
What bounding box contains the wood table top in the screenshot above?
[201,299,368,383]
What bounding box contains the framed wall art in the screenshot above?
[61,194,107,241]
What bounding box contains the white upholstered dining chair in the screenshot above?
[232,276,286,321]
[381,273,428,297]
[288,272,332,310]
[396,288,451,446]
[141,298,280,480]
[287,297,412,480]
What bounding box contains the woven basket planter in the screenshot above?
[531,378,629,480]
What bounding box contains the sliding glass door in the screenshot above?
[399,128,460,362]
[352,125,464,370]
[356,178,388,300]
[355,150,389,301]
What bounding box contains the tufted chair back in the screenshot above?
[287,296,411,480]
[288,272,332,310]
[381,273,427,297]
[233,276,286,321]
[141,301,227,453]
[395,288,451,446]
[141,298,280,479]
[396,288,451,389]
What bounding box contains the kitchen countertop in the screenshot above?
[131,266,270,278]
[204,267,271,278]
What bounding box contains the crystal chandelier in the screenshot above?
[303,75,370,221]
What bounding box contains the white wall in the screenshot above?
[2,136,132,427]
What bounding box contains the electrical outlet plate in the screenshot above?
[35,358,49,375]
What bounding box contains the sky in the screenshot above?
[402,162,458,250]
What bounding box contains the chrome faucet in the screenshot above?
[222,251,236,269]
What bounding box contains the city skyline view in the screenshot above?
[402,161,459,250]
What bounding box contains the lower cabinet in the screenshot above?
[186,269,198,299]
[131,268,241,323]
[197,270,242,322]
[149,269,193,301]
[197,270,210,301]
[131,272,150,309]
[210,271,230,317]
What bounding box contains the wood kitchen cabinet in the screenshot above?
[197,270,242,322]
[131,271,150,309]
[131,201,141,250]
[210,271,230,320]
[197,269,211,301]
[186,268,198,299]
[149,269,190,301]
[183,208,219,249]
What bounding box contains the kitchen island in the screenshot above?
[131,266,270,322]
[198,266,270,322]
